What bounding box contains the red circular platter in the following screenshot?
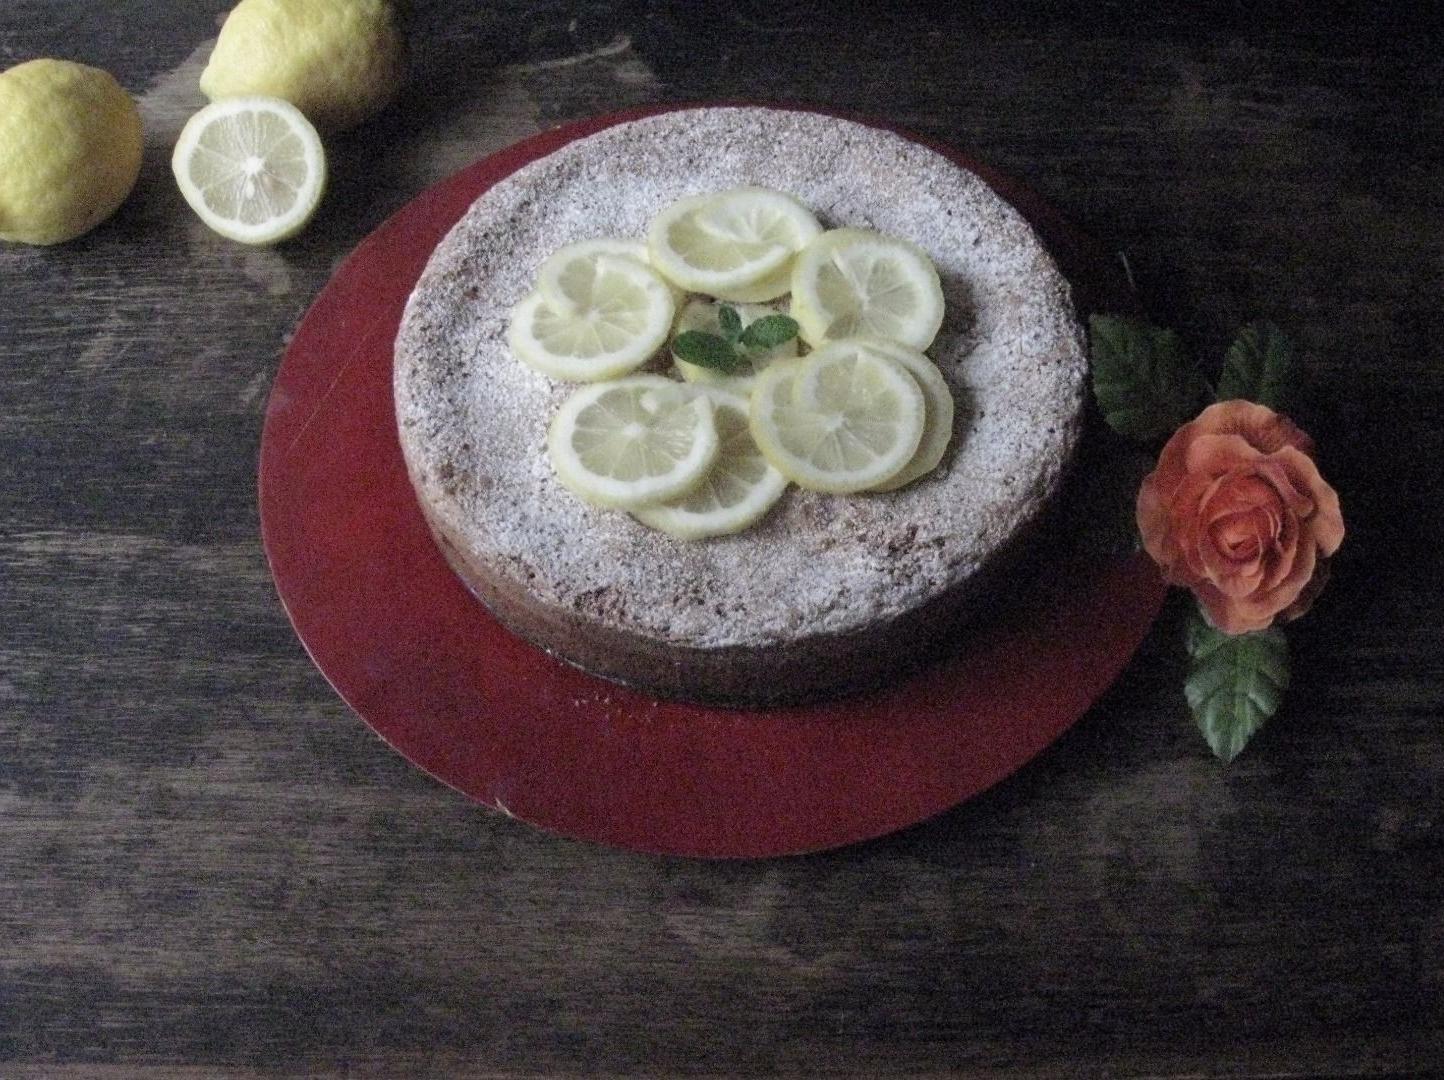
[258,104,1165,858]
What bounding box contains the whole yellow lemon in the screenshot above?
[0,59,144,246]
[199,0,405,134]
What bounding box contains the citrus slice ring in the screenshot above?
[647,187,821,301]
[547,375,718,508]
[171,96,327,245]
[535,238,652,313]
[509,255,675,382]
[671,299,798,394]
[849,338,956,491]
[535,237,683,313]
[749,342,925,493]
[632,388,789,539]
[790,228,945,350]
[712,261,793,304]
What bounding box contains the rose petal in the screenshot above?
[1233,532,1317,627]
[1261,506,1300,591]
[1202,507,1264,566]
[1261,502,1282,543]
[1173,473,1227,580]
[1212,511,1264,560]
[1136,471,1172,567]
[1195,578,1277,634]
[1280,557,1332,622]
[1199,532,1264,597]
[1255,456,1316,520]
[1202,473,1281,524]
[1274,525,1317,604]
[1272,446,1345,556]
[1211,563,1265,599]
[1208,400,1316,456]
[1149,415,1206,500]
[1184,433,1262,480]
[1195,473,1283,593]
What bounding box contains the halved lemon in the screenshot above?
[749,341,925,493]
[849,338,955,490]
[671,298,798,394]
[790,228,944,350]
[632,388,788,539]
[547,376,718,508]
[171,96,326,245]
[509,255,675,382]
[647,187,821,301]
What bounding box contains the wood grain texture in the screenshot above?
[3,2,1442,1075]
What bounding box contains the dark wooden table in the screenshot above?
[4,4,1442,1076]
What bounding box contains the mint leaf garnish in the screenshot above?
[673,330,741,372]
[739,314,800,351]
[1090,314,1209,441]
[1218,320,1293,409]
[1183,608,1291,763]
[718,305,743,343]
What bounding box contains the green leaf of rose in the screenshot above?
[717,305,743,343]
[1218,320,1293,409]
[1090,314,1209,441]
[1183,608,1291,763]
[739,314,800,351]
[673,330,741,372]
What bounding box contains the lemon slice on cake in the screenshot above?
[790,228,945,350]
[648,188,821,301]
[749,341,925,493]
[548,376,718,508]
[172,96,326,245]
[536,238,682,314]
[671,299,799,394]
[709,260,794,304]
[633,388,788,539]
[848,338,955,490]
[510,255,675,382]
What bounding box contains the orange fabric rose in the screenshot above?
[1137,400,1344,634]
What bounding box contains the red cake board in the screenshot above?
[258,104,1165,858]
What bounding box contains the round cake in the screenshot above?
[394,107,1087,705]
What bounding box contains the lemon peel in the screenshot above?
[0,59,142,246]
[200,0,404,133]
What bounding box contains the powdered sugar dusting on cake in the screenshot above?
[395,107,1085,647]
